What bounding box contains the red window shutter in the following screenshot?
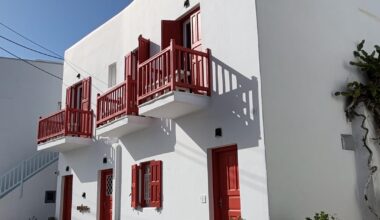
[150,160,162,208]
[81,77,92,111]
[66,86,72,108]
[161,20,182,49]
[190,10,202,51]
[131,164,140,208]
[125,52,132,80]
[138,35,150,64]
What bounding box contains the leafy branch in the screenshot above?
[306,211,336,220]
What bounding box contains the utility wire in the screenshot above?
[0,22,64,59]
[0,21,108,87]
[0,35,63,60]
[0,45,62,80]
[0,33,104,91]
[0,45,98,109]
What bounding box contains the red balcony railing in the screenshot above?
[137,40,211,105]
[96,76,138,127]
[37,108,93,144]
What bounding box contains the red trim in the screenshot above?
[96,52,138,127]
[161,20,183,49]
[131,164,140,208]
[62,175,73,220]
[132,160,162,208]
[212,145,241,220]
[100,169,113,220]
[37,108,93,143]
[150,160,162,208]
[138,35,150,64]
[137,41,211,105]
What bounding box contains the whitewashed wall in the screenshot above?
[0,57,62,220]
[59,0,268,219]
[256,0,380,219]
[0,161,58,220]
[0,57,62,174]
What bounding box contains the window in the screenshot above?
[45,191,56,203]
[131,160,162,208]
[108,63,117,88]
[183,19,191,49]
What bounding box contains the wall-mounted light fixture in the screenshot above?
[65,166,70,172]
[215,128,222,137]
[184,0,190,8]
[103,157,107,164]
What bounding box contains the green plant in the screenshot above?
[306,211,335,220]
[335,40,380,219]
[335,40,380,125]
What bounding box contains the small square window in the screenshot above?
[45,191,56,203]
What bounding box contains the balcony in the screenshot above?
[96,78,153,138]
[37,108,93,152]
[137,40,211,119]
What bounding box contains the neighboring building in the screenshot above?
[257,1,380,220]
[36,0,380,220]
[0,57,62,220]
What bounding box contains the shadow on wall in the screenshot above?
[176,56,261,152]
[352,109,379,220]
[150,41,161,57]
[120,118,176,161]
[120,55,261,162]
[60,141,116,183]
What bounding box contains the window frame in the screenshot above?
[108,63,117,88]
[131,160,162,209]
[140,161,151,207]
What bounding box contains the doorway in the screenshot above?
[99,169,113,220]
[212,145,241,220]
[61,175,73,220]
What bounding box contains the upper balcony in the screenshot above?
[137,40,211,119]
[37,77,94,152]
[37,108,93,152]
[96,55,153,138]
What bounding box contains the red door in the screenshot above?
[212,145,241,220]
[100,169,113,220]
[62,175,73,220]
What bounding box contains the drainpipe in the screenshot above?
[113,144,122,220]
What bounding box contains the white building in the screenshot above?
[0,57,62,220]
[36,0,380,220]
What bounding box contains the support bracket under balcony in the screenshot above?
[37,136,94,152]
[138,91,210,119]
[96,115,154,138]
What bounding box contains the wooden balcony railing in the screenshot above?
[37,108,93,144]
[96,76,138,127]
[137,39,211,105]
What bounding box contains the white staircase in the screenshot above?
[0,151,59,199]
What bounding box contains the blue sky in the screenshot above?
[0,0,132,61]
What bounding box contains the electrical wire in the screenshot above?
[0,45,62,80]
[0,21,109,87]
[0,35,63,60]
[0,45,99,109]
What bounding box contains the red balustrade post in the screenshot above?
[64,108,69,136]
[125,79,130,115]
[169,39,175,92]
[206,48,212,96]
[38,116,42,143]
[96,93,101,127]
[91,110,94,137]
